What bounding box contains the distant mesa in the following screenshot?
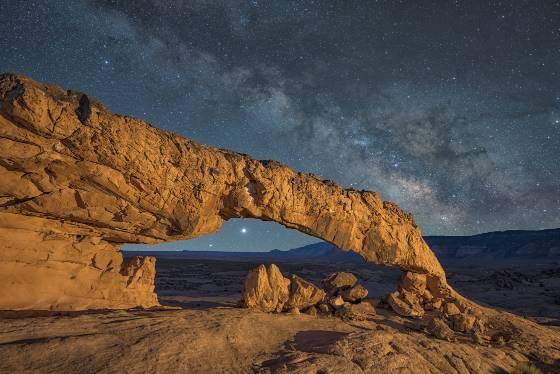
[287,228,560,262]
[426,228,560,260]
[154,228,560,264]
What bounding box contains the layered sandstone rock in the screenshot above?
[243,266,376,322]
[241,264,290,312]
[322,272,369,303]
[0,73,452,310]
[321,272,358,296]
[287,274,326,310]
[339,284,369,303]
[0,212,158,310]
[241,265,325,312]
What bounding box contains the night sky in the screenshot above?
[1,1,559,251]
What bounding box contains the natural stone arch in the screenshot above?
[0,74,453,310]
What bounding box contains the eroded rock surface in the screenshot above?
[287,274,326,310]
[322,272,358,296]
[243,266,376,322]
[241,264,290,312]
[1,73,449,310]
[2,307,557,374]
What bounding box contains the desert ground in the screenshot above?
[152,256,560,325]
[1,255,559,374]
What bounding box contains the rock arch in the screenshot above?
[0,74,451,310]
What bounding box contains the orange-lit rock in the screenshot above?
[0,74,451,310]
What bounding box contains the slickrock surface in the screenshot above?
[0,307,558,374]
[1,73,449,310]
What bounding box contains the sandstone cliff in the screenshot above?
[0,73,448,310]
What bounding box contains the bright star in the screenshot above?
[241,228,247,234]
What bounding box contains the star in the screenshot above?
[2,0,558,245]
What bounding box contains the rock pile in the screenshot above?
[319,271,375,321]
[386,271,432,318]
[427,304,486,343]
[385,271,486,342]
[242,266,375,321]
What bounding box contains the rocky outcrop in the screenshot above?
[0,213,158,310]
[335,300,376,321]
[287,274,326,310]
[322,272,358,296]
[241,264,325,312]
[339,284,369,303]
[243,266,375,321]
[0,74,451,310]
[241,264,290,312]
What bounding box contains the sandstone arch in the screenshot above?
[0,74,450,310]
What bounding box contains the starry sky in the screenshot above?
[1,1,559,251]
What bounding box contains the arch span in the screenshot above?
[0,74,449,310]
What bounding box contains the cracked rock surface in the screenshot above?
[2,73,448,310]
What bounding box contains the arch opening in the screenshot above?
[0,74,457,313]
[123,218,401,309]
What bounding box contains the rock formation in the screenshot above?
[322,271,358,296]
[242,266,376,321]
[241,264,290,312]
[1,73,453,310]
[241,264,326,313]
[287,274,326,311]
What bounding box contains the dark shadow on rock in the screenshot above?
[290,330,349,354]
[259,330,349,370]
[0,333,98,346]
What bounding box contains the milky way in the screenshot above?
[1,1,559,251]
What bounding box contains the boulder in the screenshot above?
[400,272,427,293]
[329,295,346,310]
[317,303,332,314]
[387,291,424,318]
[450,313,476,333]
[322,272,358,295]
[424,298,443,311]
[288,307,301,315]
[421,289,434,302]
[339,284,369,303]
[443,302,461,316]
[426,298,443,311]
[400,289,420,306]
[336,301,376,321]
[428,317,455,341]
[242,264,290,312]
[472,317,487,335]
[286,274,325,310]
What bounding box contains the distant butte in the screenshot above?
[1,73,455,310]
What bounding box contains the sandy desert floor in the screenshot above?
[1,257,559,373]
